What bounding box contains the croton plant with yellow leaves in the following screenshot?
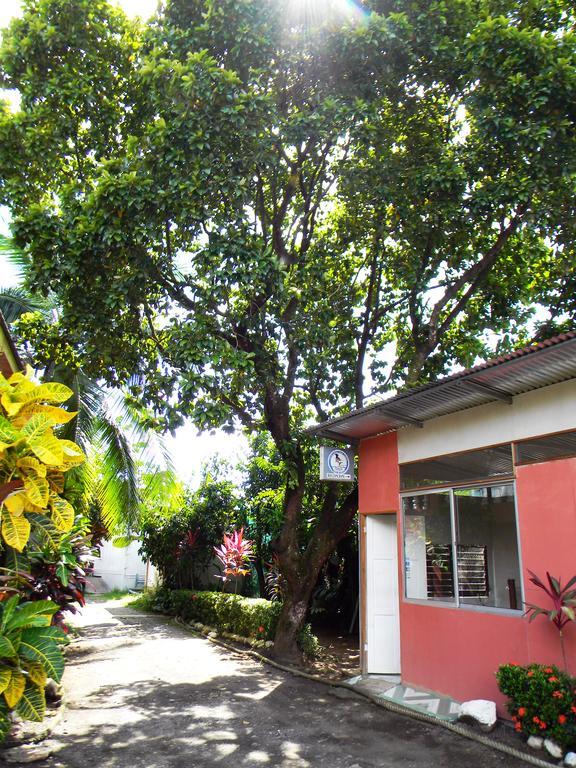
[0,368,85,739]
[0,368,85,551]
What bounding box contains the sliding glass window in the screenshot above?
[402,483,521,611]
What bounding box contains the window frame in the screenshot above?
[401,480,524,616]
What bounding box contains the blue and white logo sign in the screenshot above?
[319,446,355,482]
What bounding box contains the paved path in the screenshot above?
[32,602,527,768]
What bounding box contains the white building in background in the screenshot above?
[90,540,156,593]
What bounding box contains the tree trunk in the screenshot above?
[272,474,359,664]
[272,578,317,663]
[255,557,266,598]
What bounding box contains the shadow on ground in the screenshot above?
[19,605,528,768]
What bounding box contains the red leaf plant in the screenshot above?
[524,570,576,672]
[214,528,254,593]
[176,528,200,560]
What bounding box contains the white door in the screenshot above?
[365,514,401,674]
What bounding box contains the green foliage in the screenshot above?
[139,463,242,588]
[0,595,66,740]
[497,663,576,749]
[147,587,318,656]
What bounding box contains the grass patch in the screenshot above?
[89,589,137,604]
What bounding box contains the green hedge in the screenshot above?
[142,587,319,656]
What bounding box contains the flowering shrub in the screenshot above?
[497,663,576,749]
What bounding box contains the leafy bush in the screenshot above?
[139,468,242,589]
[145,587,319,656]
[0,597,67,740]
[497,663,576,749]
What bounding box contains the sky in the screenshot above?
[0,0,249,487]
[0,0,161,27]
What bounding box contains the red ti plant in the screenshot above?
[214,528,254,593]
[524,570,576,672]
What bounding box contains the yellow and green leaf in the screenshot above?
[16,681,45,722]
[21,414,55,442]
[28,433,64,466]
[16,457,47,479]
[0,415,21,446]
[2,512,31,551]
[2,492,26,516]
[51,497,74,532]
[23,475,49,508]
[59,440,85,468]
[29,382,73,405]
[0,667,12,694]
[3,670,25,708]
[24,661,47,689]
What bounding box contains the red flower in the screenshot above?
[527,670,534,677]
[544,667,554,674]
[558,715,567,725]
[571,706,576,715]
[512,715,518,722]
[533,716,540,724]
[553,690,564,699]
[539,722,547,730]
[548,676,559,682]
[515,722,522,732]
[517,707,526,717]
[258,625,265,633]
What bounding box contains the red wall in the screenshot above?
[363,443,576,708]
[358,433,399,514]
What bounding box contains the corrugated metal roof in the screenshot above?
[307,332,576,444]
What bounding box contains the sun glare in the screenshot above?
[286,0,368,30]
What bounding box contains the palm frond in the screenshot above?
[91,415,142,536]
[0,234,30,277]
[0,286,46,323]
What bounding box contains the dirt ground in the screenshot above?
[0,600,535,768]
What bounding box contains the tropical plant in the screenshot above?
[15,521,96,627]
[525,571,576,672]
[214,528,254,591]
[139,463,240,589]
[264,554,285,602]
[0,368,84,552]
[0,235,178,539]
[0,596,67,741]
[497,663,576,750]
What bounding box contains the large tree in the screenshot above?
[0,0,575,660]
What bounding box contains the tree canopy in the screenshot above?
[1,0,575,658]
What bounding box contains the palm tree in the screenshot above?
[0,234,178,537]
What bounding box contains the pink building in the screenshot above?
[311,333,576,710]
